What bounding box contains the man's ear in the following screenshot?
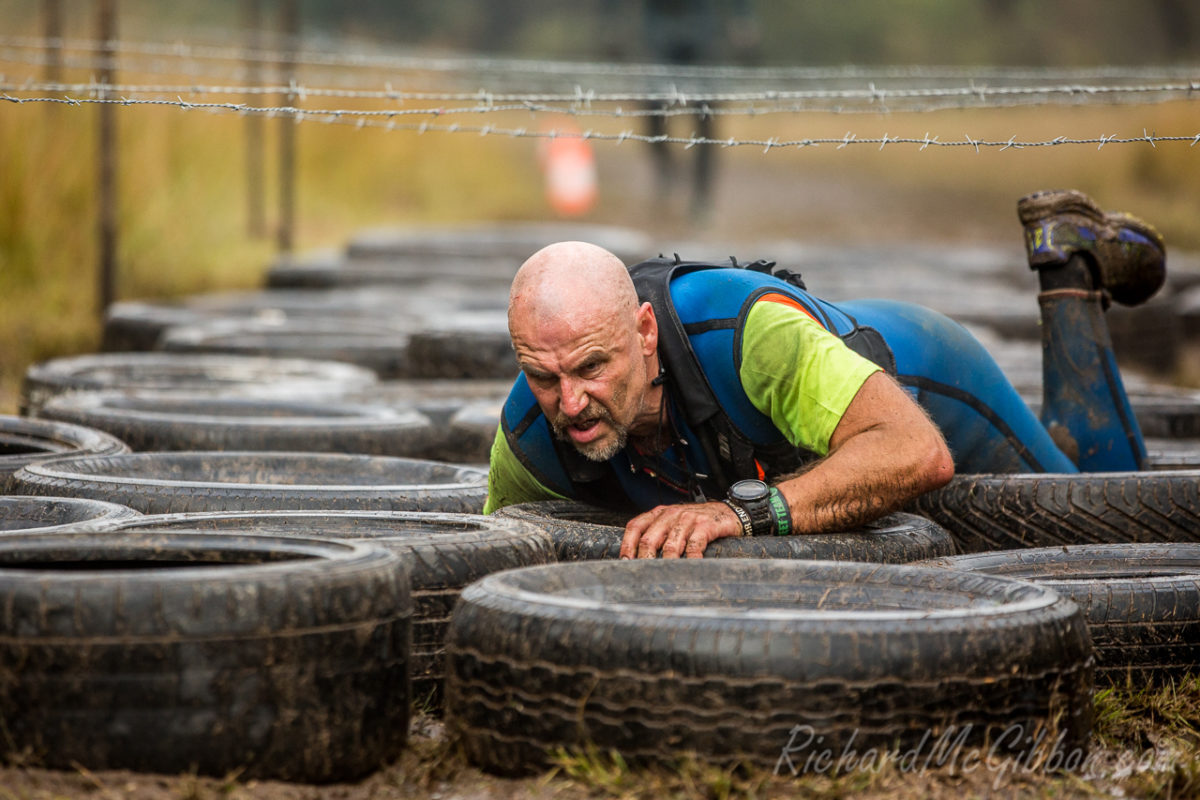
[636,301,657,356]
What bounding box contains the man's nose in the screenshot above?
[558,377,588,417]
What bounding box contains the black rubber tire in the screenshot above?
[444,559,1093,775]
[341,378,514,426]
[494,500,957,562]
[1142,438,1200,470]
[102,299,211,352]
[0,495,140,533]
[266,254,517,290]
[0,415,129,486]
[1129,393,1200,439]
[0,531,411,782]
[918,543,1200,684]
[100,510,555,705]
[404,313,517,379]
[8,451,488,514]
[344,222,652,263]
[340,379,511,462]
[158,318,415,379]
[445,402,502,464]
[35,391,440,457]
[20,353,378,416]
[1023,391,1200,440]
[102,287,444,353]
[911,470,1200,553]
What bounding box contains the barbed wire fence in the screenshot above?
[1,9,1198,310]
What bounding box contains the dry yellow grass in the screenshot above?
[2,70,1197,415]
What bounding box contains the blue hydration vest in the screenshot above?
[499,256,895,510]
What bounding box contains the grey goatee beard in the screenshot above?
[551,404,629,462]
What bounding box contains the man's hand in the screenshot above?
[620,501,743,559]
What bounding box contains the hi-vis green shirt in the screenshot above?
[484,296,881,513]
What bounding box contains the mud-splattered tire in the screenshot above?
[8,452,488,514]
[494,500,956,562]
[0,415,129,486]
[444,559,1093,775]
[158,318,415,379]
[20,352,377,415]
[404,315,517,380]
[35,391,439,457]
[102,510,555,705]
[0,532,411,782]
[910,470,1200,552]
[0,495,140,533]
[1142,438,1200,470]
[919,543,1200,684]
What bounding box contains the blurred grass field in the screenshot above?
[2,83,1198,414]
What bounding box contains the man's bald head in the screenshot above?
[508,241,638,331]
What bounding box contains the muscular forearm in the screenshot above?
[775,423,951,533]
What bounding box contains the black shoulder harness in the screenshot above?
[628,254,896,492]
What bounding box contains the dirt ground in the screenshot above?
[3,139,1198,800]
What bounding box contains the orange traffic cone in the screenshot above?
[539,122,597,217]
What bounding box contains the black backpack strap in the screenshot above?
[629,256,768,490]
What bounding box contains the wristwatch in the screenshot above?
[725,479,773,537]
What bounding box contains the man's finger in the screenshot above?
[620,508,658,559]
[685,531,709,559]
[660,525,689,559]
[637,524,666,559]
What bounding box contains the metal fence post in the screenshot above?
[245,0,266,238]
[277,0,299,254]
[97,0,117,313]
[43,0,62,84]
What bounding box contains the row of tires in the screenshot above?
[9,404,1200,553]
[2,487,1199,782]
[4,222,1199,784]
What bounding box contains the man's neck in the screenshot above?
[627,383,671,454]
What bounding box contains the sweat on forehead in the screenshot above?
[509,241,637,318]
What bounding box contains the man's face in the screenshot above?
[511,303,653,462]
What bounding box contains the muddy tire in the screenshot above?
[0,495,140,533]
[8,452,488,514]
[445,559,1093,775]
[1142,438,1200,470]
[494,500,956,562]
[158,318,415,379]
[36,391,439,457]
[910,470,1200,552]
[102,510,555,705]
[20,353,377,416]
[920,543,1200,684]
[341,379,511,462]
[0,531,411,782]
[404,314,517,379]
[103,287,439,353]
[0,415,129,486]
[444,402,501,464]
[266,254,517,289]
[344,222,653,263]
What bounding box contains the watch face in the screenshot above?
[729,479,769,503]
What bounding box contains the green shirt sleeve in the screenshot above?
[738,299,881,456]
[483,423,568,514]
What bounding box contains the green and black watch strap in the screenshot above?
[767,487,792,536]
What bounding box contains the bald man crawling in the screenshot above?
[486,192,1165,558]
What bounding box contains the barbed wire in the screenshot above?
[3,34,1198,85]
[2,78,1197,109]
[4,92,1198,153]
